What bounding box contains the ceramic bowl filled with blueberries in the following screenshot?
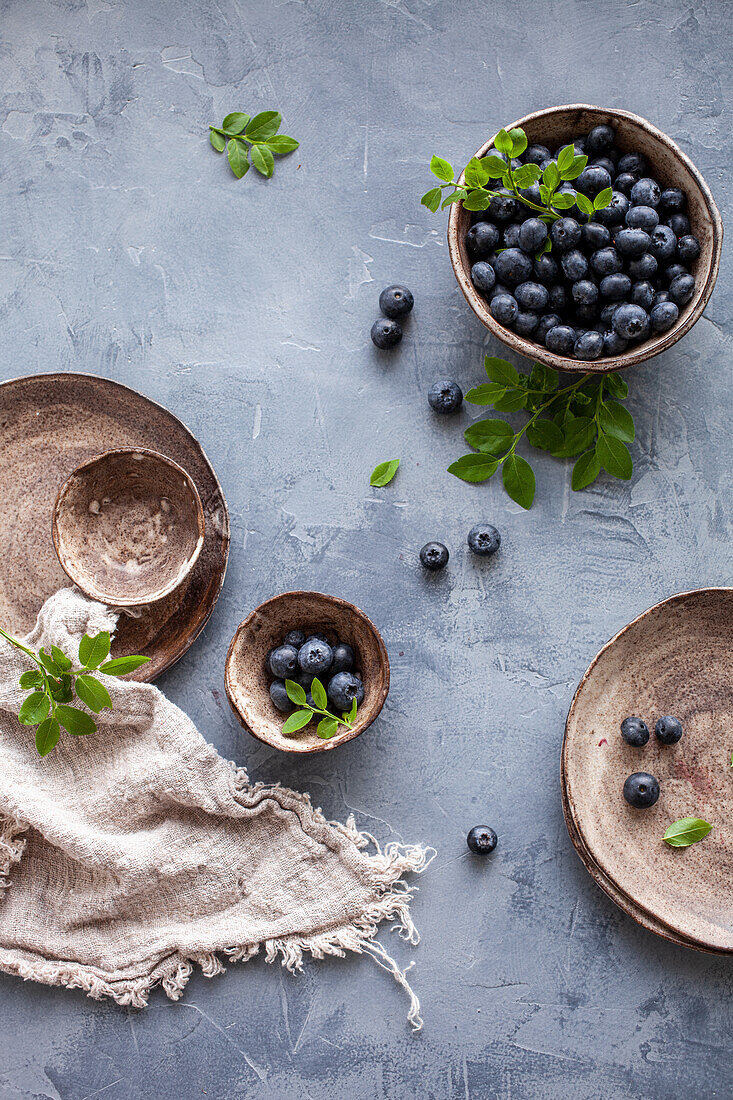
[447,104,722,371]
[225,591,390,754]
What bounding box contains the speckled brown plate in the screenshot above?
[0,373,229,681]
[563,589,733,953]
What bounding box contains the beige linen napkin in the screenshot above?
[0,590,432,1027]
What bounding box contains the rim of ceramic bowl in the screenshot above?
[447,104,723,374]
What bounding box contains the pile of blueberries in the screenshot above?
[267,630,364,717]
[620,713,684,808]
[370,284,414,348]
[466,124,701,360]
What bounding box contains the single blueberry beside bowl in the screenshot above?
[420,542,449,571]
[623,772,660,808]
[379,285,414,319]
[655,715,684,745]
[621,716,650,747]
[371,318,402,349]
[466,826,498,855]
[467,523,500,557]
[428,380,463,414]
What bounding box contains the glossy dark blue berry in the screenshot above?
[621,716,650,747]
[595,192,629,227]
[614,172,637,196]
[560,249,588,281]
[577,165,612,197]
[655,715,684,745]
[625,205,659,232]
[590,246,622,276]
[574,330,603,360]
[582,222,611,250]
[515,281,549,311]
[628,253,658,280]
[467,523,500,557]
[666,213,691,238]
[524,144,551,165]
[419,542,449,571]
[502,223,522,249]
[585,124,615,153]
[669,273,695,305]
[603,329,627,356]
[328,671,364,712]
[648,224,677,262]
[659,187,685,213]
[664,263,688,284]
[518,183,542,208]
[630,177,661,208]
[548,284,568,313]
[268,645,299,678]
[466,826,497,854]
[623,772,660,808]
[298,638,333,676]
[471,261,496,294]
[518,217,548,253]
[489,189,518,222]
[600,302,619,326]
[535,313,562,345]
[494,248,533,286]
[545,325,576,354]
[572,280,598,306]
[600,273,631,300]
[330,643,355,674]
[617,151,647,176]
[550,217,581,251]
[591,155,615,177]
[270,680,293,712]
[612,303,650,341]
[677,234,700,264]
[650,301,679,332]
[428,380,463,414]
[652,290,670,309]
[533,254,560,285]
[614,228,651,257]
[490,293,518,325]
[513,311,539,336]
[631,280,655,311]
[371,318,402,349]
[466,221,500,257]
[379,285,413,319]
[284,630,306,649]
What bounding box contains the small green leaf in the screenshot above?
[38,650,63,677]
[209,130,226,152]
[551,191,576,210]
[79,632,111,669]
[571,449,602,491]
[464,156,491,189]
[421,187,442,212]
[462,190,491,212]
[509,128,527,157]
[441,189,468,209]
[56,705,97,736]
[18,691,50,726]
[52,674,73,704]
[502,454,535,509]
[605,373,629,399]
[19,670,43,689]
[494,129,513,156]
[285,679,307,705]
[35,716,60,756]
[482,155,509,179]
[317,716,339,739]
[250,142,275,177]
[526,419,564,452]
[245,110,281,142]
[599,400,635,443]
[512,163,539,189]
[50,645,72,672]
[569,154,588,177]
[346,697,358,724]
[370,459,400,487]
[557,144,575,173]
[310,677,328,710]
[542,161,560,191]
[492,389,527,413]
[574,192,594,217]
[594,187,613,210]
[464,418,514,453]
[597,434,633,480]
[529,364,558,393]
[222,112,249,134]
[663,818,712,848]
[266,134,299,154]
[448,454,499,483]
[535,237,552,260]
[75,674,112,714]
[429,154,454,182]
[538,183,551,205]
[465,383,506,406]
[98,655,150,676]
[282,710,313,735]
[227,137,250,178]
[556,416,596,457]
[484,356,519,387]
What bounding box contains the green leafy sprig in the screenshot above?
[0,626,149,757]
[209,111,299,179]
[370,459,400,487]
[421,126,612,231]
[449,356,635,508]
[282,677,358,740]
[662,817,712,848]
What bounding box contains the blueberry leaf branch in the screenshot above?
[449,356,635,508]
[209,110,299,180]
[421,127,612,222]
[283,678,358,740]
[0,626,150,757]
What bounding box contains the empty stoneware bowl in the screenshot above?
[52,448,205,607]
[225,591,390,754]
[447,104,723,373]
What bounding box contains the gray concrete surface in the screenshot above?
[1,0,732,1096]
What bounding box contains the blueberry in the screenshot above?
[545,325,576,354]
[582,222,611,250]
[659,187,685,213]
[525,144,552,165]
[649,301,679,332]
[513,311,539,336]
[518,183,543,207]
[666,213,691,238]
[502,223,522,249]
[471,261,497,295]
[677,234,701,264]
[270,680,293,713]
[617,151,647,176]
[631,280,655,311]
[585,124,615,153]
[577,165,612,197]
[628,253,658,280]
[467,523,500,557]
[612,303,650,341]
[330,643,355,674]
[428,380,463,414]
[371,318,402,349]
[572,279,598,307]
[591,155,616,177]
[327,671,364,712]
[669,273,695,305]
[623,772,660,809]
[561,249,588,281]
[488,281,510,301]
[490,294,518,325]
[515,281,549,311]
[297,671,315,690]
[284,630,306,648]
[466,221,500,257]
[595,192,630,227]
[630,177,661,208]
[518,217,548,253]
[648,224,677,262]
[574,330,603,360]
[419,541,449,571]
[379,285,414,319]
[548,284,568,313]
[614,228,651,257]
[614,172,637,196]
[298,638,333,676]
[494,248,533,286]
[535,313,562,345]
[621,716,650,747]
[489,189,518,222]
[600,273,631,300]
[655,715,684,745]
[590,246,622,276]
[664,263,688,284]
[603,329,628,356]
[268,644,299,678]
[466,826,498,855]
[652,290,670,309]
[550,217,581,251]
[625,205,659,232]
[533,254,560,285]
[600,302,620,326]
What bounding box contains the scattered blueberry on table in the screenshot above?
[419,542,449,571]
[466,826,498,854]
[467,523,501,557]
[428,380,463,414]
[371,317,402,349]
[623,772,660,808]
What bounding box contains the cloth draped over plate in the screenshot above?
[0,590,433,1027]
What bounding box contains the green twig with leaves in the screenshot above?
[449,356,635,509]
[0,627,149,756]
[209,111,299,179]
[421,126,612,231]
[281,677,358,740]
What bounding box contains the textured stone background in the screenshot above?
[1,0,732,1097]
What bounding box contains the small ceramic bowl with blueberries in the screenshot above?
[447,104,722,373]
[225,591,390,754]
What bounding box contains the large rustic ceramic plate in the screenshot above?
[0,373,229,681]
[563,589,733,952]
